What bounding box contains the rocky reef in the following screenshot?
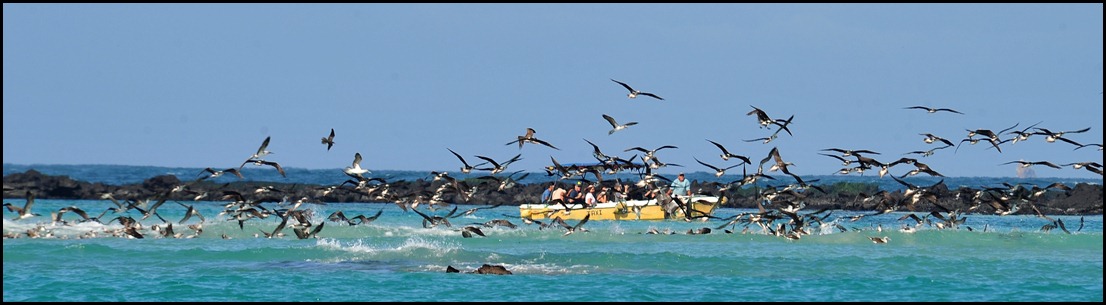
[3,169,1101,216]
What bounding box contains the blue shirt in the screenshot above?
[541,188,553,203]
[670,178,690,196]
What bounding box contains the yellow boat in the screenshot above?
[519,195,724,221]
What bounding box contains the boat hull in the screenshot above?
[519,195,722,221]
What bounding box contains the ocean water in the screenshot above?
[3,165,1103,302]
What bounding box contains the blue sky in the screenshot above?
[4,4,1103,179]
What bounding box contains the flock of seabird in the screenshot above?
[3,79,1100,248]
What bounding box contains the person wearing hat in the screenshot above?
[668,172,691,199]
[567,183,583,205]
[611,184,627,202]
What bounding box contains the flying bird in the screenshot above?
[746,106,774,128]
[770,115,796,137]
[610,79,664,100]
[584,138,613,162]
[821,148,880,157]
[1032,127,1090,148]
[447,148,486,174]
[247,136,273,160]
[1075,143,1102,151]
[903,146,949,158]
[955,137,1008,153]
[903,106,964,114]
[460,225,486,238]
[1000,160,1062,169]
[1005,121,1043,144]
[197,167,244,181]
[475,154,523,175]
[240,159,287,178]
[706,139,751,165]
[919,133,956,147]
[321,128,335,151]
[4,191,39,220]
[344,152,371,178]
[695,157,741,177]
[602,114,638,135]
[743,136,777,144]
[625,145,678,164]
[553,214,591,236]
[505,128,560,150]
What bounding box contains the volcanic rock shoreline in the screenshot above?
[3,169,1102,216]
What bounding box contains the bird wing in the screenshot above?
[573,214,591,231]
[639,92,664,100]
[475,155,502,168]
[1067,127,1092,134]
[1055,136,1084,147]
[412,208,435,222]
[448,148,472,167]
[937,138,955,147]
[503,153,523,165]
[610,79,635,92]
[308,222,325,238]
[746,106,765,117]
[771,147,784,164]
[1037,161,1061,169]
[532,138,560,150]
[695,157,721,171]
[22,191,34,216]
[263,160,287,177]
[602,114,619,128]
[707,140,732,155]
[257,136,271,154]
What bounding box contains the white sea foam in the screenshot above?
[316,235,460,257]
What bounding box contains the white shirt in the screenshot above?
[585,192,596,205]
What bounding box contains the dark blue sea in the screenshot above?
[3,164,1102,302]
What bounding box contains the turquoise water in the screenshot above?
[4,199,1102,302]
[3,164,1102,301]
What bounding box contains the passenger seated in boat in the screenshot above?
[550,185,567,205]
[596,186,609,203]
[610,184,626,203]
[567,183,584,205]
[584,185,597,207]
[541,183,555,203]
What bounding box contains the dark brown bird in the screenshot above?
[1000,160,1062,170]
[747,105,774,128]
[240,159,287,178]
[904,106,964,114]
[321,128,335,151]
[505,128,559,150]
